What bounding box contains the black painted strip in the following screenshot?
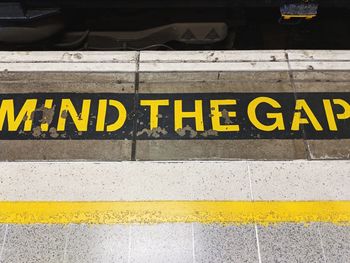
[0,92,349,140]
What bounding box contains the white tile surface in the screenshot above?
[0,160,349,201]
[0,51,137,63]
[0,161,251,201]
[129,224,193,263]
[249,161,350,200]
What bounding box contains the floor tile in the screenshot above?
[129,223,192,263]
[258,223,325,263]
[65,224,129,263]
[319,223,350,263]
[1,224,66,263]
[249,161,350,200]
[194,224,259,263]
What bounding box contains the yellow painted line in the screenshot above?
[0,201,349,225]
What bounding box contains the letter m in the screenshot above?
[0,99,37,131]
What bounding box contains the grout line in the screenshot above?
[127,225,132,263]
[317,224,328,263]
[62,225,70,263]
[305,140,313,160]
[131,51,140,161]
[247,163,255,201]
[247,163,263,263]
[254,224,263,263]
[191,223,196,263]
[0,224,8,261]
[285,51,311,160]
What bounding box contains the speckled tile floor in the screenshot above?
[0,161,348,262]
[0,223,349,263]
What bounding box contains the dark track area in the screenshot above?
[1,6,350,50]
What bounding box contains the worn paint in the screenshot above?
[0,92,350,140]
[176,125,198,138]
[0,201,349,225]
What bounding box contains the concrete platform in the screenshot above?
[0,51,349,262]
[0,161,349,262]
[0,52,135,161]
[0,50,350,161]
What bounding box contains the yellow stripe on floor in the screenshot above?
[0,201,349,225]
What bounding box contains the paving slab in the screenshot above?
[0,51,136,161]
[0,72,134,93]
[258,223,325,263]
[306,140,350,160]
[139,71,292,93]
[290,75,350,159]
[1,161,350,202]
[193,224,258,263]
[137,50,307,160]
[129,224,193,263]
[291,71,350,93]
[287,50,350,61]
[65,224,129,263]
[0,51,136,92]
[139,51,291,93]
[293,84,350,159]
[0,140,131,161]
[0,161,251,201]
[249,161,350,200]
[289,50,350,160]
[0,224,66,263]
[135,140,306,161]
[318,223,350,263]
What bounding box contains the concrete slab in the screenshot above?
[139,71,292,93]
[0,140,132,161]
[319,224,350,263]
[290,61,350,71]
[306,140,350,160]
[129,224,193,263]
[140,50,288,62]
[292,71,350,93]
[65,224,129,263]
[258,223,325,263]
[0,51,136,92]
[137,51,305,160]
[289,51,350,160]
[293,84,350,159]
[0,225,66,263]
[0,162,251,201]
[0,72,134,93]
[249,161,350,200]
[135,140,307,161]
[287,50,350,61]
[0,51,137,62]
[139,51,292,93]
[294,90,350,160]
[0,52,136,161]
[139,51,289,75]
[0,51,137,71]
[1,161,350,202]
[0,160,349,208]
[193,224,259,263]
